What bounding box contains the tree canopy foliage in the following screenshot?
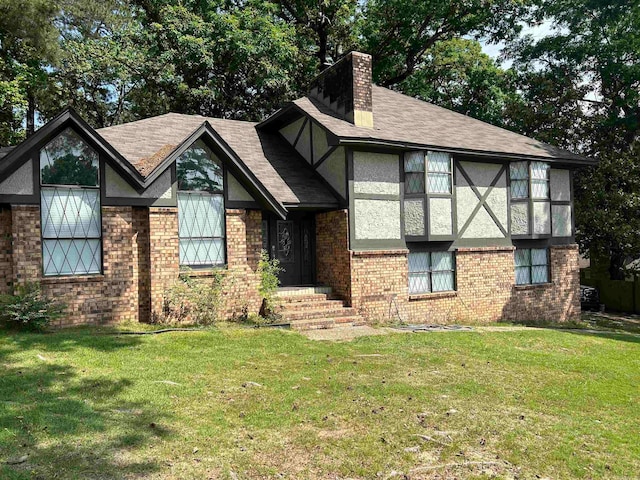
[1,0,639,276]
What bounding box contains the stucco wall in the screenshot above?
[227,174,255,202]
[429,197,453,235]
[104,164,173,201]
[353,151,399,195]
[294,121,312,164]
[0,160,34,196]
[312,122,330,161]
[279,117,304,145]
[510,203,528,235]
[550,169,571,201]
[404,199,425,236]
[354,199,401,240]
[316,147,346,198]
[455,161,507,239]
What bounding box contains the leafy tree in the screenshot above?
[360,0,527,88]
[398,38,519,126]
[505,0,640,277]
[38,0,145,127]
[128,0,300,120]
[267,0,359,70]
[0,0,59,144]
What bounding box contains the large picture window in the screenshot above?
[177,140,225,267]
[408,250,455,294]
[40,128,101,276]
[515,248,549,285]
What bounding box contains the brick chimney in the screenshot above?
[309,51,373,128]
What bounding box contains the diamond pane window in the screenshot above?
[427,152,452,194]
[40,128,99,186]
[41,187,101,276]
[177,140,223,193]
[530,162,550,199]
[40,128,102,277]
[178,192,225,267]
[515,248,549,285]
[404,152,425,194]
[510,161,529,199]
[408,252,430,294]
[408,250,455,294]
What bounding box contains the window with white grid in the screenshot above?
[40,128,101,276]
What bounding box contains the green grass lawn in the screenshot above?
[1,325,638,479]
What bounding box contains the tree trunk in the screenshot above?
[26,93,35,137]
[317,27,328,71]
[609,249,626,280]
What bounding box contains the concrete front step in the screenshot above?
[277,286,365,331]
[277,286,333,297]
[277,294,340,304]
[282,308,358,321]
[276,299,346,312]
[289,316,365,330]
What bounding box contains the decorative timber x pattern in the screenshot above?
[456,163,508,238]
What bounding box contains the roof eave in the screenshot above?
[143,121,288,219]
[0,108,146,189]
[336,137,597,167]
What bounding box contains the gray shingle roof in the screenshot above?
[97,113,338,206]
[293,85,588,162]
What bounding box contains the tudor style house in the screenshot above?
[0,52,596,328]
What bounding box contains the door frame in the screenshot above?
[262,212,316,286]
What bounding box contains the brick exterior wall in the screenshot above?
[2,199,579,327]
[2,204,265,326]
[316,210,351,302]
[132,207,151,323]
[221,209,262,318]
[11,206,42,285]
[0,206,12,295]
[315,210,581,324]
[7,205,140,326]
[148,207,180,322]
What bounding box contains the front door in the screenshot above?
[264,213,315,286]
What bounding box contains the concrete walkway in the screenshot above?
[302,324,529,341]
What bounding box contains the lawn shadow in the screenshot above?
[0,329,171,478]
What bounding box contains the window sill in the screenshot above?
[409,291,457,301]
[40,274,104,284]
[180,266,227,277]
[514,282,553,290]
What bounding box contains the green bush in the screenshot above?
[257,250,282,322]
[0,283,66,331]
[160,270,224,325]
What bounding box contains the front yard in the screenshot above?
[1,325,638,479]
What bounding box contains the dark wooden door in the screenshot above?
[265,214,315,286]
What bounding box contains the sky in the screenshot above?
[479,21,556,67]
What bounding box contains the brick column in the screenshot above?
[11,205,42,285]
[316,209,352,302]
[0,206,13,294]
[132,207,151,323]
[148,207,179,321]
[101,207,139,323]
[222,209,262,318]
